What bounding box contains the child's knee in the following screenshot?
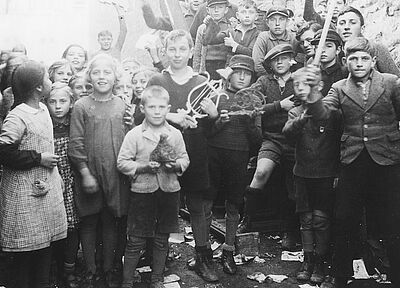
[312,210,330,231]
[300,212,313,231]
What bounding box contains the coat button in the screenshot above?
[364,124,368,129]
[363,137,368,142]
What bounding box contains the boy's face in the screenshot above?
[300,29,316,57]
[345,51,376,80]
[236,6,257,26]
[132,72,149,98]
[207,4,228,21]
[320,41,339,65]
[72,78,93,99]
[53,65,73,84]
[140,97,170,127]
[333,0,345,19]
[165,36,193,71]
[188,0,204,12]
[229,68,252,90]
[47,92,72,120]
[89,59,116,94]
[293,74,311,101]
[114,75,134,100]
[98,35,113,50]
[337,12,363,43]
[270,54,292,76]
[267,15,288,37]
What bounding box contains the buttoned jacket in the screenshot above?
[310,69,400,165]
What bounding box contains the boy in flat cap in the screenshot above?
[238,44,298,250]
[207,54,261,275]
[311,29,348,96]
[193,0,231,79]
[252,6,297,77]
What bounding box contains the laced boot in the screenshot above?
[222,249,237,275]
[311,254,325,284]
[296,252,314,281]
[193,249,218,282]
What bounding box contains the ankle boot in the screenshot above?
[193,250,218,282]
[237,215,252,234]
[296,252,314,281]
[222,249,237,275]
[311,254,325,284]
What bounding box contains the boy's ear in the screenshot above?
[371,56,377,68]
[139,104,145,113]
[361,25,366,35]
[236,11,240,19]
[318,80,324,92]
[342,56,347,67]
[35,85,43,93]
[224,7,229,14]
[167,104,171,114]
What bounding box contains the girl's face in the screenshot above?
[46,91,72,121]
[53,64,73,84]
[123,62,140,76]
[71,77,93,99]
[65,46,86,72]
[89,59,116,94]
[132,72,149,98]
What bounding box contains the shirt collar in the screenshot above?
[164,66,198,84]
[141,119,171,132]
[18,102,47,114]
[268,30,290,41]
[234,24,257,33]
[321,60,341,75]
[273,72,292,82]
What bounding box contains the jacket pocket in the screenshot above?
[340,134,350,142]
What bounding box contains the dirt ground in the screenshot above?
[0,216,390,288]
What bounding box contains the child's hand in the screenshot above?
[138,161,161,174]
[219,109,230,123]
[200,98,218,119]
[224,32,238,49]
[124,104,134,127]
[40,152,60,168]
[164,161,180,173]
[304,65,322,87]
[229,17,239,28]
[280,95,295,111]
[203,15,213,25]
[81,173,99,194]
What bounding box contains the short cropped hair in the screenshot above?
[238,0,257,10]
[338,6,364,26]
[140,85,170,106]
[48,59,74,82]
[44,82,75,103]
[164,29,194,49]
[98,30,113,38]
[344,37,375,57]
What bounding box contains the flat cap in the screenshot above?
[264,44,294,64]
[266,6,293,19]
[207,0,228,7]
[311,29,343,47]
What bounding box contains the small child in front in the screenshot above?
[282,67,341,285]
[117,85,190,288]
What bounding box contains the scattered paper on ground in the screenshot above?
[136,266,151,273]
[247,272,267,283]
[253,256,266,263]
[169,233,185,244]
[186,240,195,248]
[281,250,304,262]
[234,254,255,265]
[164,282,181,288]
[211,242,221,251]
[299,284,318,288]
[164,274,180,284]
[352,259,370,279]
[267,274,288,283]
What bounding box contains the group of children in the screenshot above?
[1,0,400,288]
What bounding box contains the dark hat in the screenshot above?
[311,29,343,47]
[264,44,294,64]
[207,0,228,7]
[266,6,293,19]
[228,55,254,72]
